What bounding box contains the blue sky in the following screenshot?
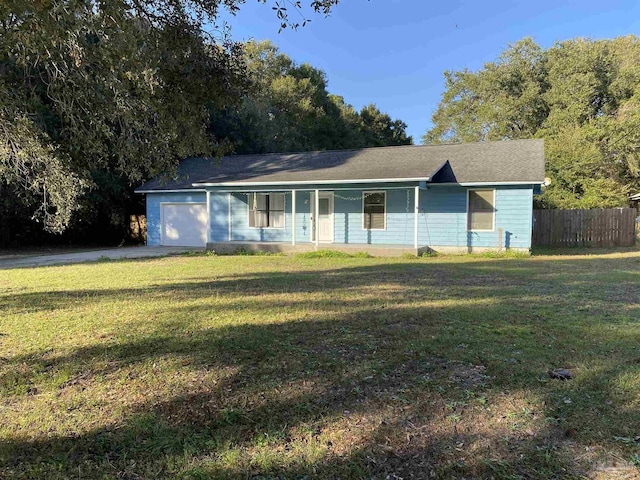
[220,1,640,144]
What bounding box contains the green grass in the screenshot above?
[1,251,640,479]
[295,249,372,258]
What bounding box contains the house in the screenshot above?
[135,139,545,255]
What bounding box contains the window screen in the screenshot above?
[363,191,386,230]
[467,190,495,231]
[248,193,285,228]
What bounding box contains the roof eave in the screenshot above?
[428,181,545,186]
[191,177,431,187]
[137,179,544,192]
[134,188,206,194]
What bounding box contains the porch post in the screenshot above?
[291,189,296,245]
[414,186,419,249]
[227,193,232,241]
[206,190,211,245]
[315,189,320,247]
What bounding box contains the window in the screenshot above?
[467,190,495,231]
[248,193,285,228]
[363,191,386,230]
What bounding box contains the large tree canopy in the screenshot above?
[424,36,640,209]
[0,0,247,239]
[0,0,343,244]
[210,40,412,154]
[0,1,411,246]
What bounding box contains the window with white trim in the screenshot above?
[467,189,495,231]
[248,193,285,228]
[363,191,386,230]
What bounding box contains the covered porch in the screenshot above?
[206,185,426,252]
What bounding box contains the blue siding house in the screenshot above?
[136,140,545,255]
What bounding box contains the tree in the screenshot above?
[424,36,640,209]
[210,40,412,154]
[0,1,342,244]
[357,103,412,147]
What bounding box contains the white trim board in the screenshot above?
[414,186,419,249]
[192,177,430,187]
[430,181,542,187]
[136,189,206,194]
[291,190,297,246]
[206,191,211,244]
[138,182,541,194]
[206,186,419,193]
[227,193,232,241]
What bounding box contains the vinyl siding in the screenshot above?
[209,191,332,244]
[146,192,206,246]
[493,187,534,249]
[419,185,534,249]
[227,192,293,242]
[419,187,467,247]
[295,192,313,243]
[145,185,534,249]
[209,192,230,242]
[334,189,415,245]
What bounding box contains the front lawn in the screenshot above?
[1,251,639,479]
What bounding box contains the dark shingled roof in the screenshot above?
[136,139,545,191]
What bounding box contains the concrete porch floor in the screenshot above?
[207,241,430,257]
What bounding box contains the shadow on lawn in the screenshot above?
[0,322,579,478]
[1,256,640,478]
[531,245,640,256]
[2,254,639,314]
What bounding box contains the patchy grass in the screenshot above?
[1,251,640,479]
[295,250,372,258]
[231,248,285,256]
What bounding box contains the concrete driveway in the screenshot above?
[0,246,203,269]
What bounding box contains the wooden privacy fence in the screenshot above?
[533,208,637,247]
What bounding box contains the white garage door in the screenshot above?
[161,203,208,246]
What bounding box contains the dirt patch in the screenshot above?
[448,363,491,388]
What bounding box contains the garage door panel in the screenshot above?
[161,203,207,246]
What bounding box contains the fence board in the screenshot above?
[533,208,637,247]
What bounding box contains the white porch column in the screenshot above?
[414,186,419,249]
[291,189,297,245]
[315,189,320,247]
[227,193,232,241]
[206,190,211,245]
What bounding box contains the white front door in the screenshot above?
[312,192,334,243]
